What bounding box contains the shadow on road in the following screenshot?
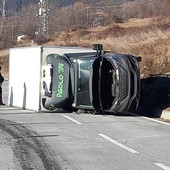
[2,77,170,119]
[136,74,170,118]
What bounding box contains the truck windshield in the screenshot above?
[77,59,94,106]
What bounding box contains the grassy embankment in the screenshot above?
[48,17,170,77]
[1,17,170,78]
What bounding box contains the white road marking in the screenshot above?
[130,112,170,126]
[143,117,170,126]
[154,163,170,170]
[98,133,139,154]
[62,114,82,125]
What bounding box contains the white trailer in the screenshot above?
[8,46,95,111]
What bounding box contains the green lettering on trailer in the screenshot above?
[49,104,56,110]
[53,54,60,58]
[56,63,65,98]
[58,63,64,73]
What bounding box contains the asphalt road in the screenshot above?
[0,105,170,170]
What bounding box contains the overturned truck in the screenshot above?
[42,44,141,114]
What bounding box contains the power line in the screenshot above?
[84,0,160,26]
[85,0,159,9]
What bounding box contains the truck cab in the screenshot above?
[42,44,140,113]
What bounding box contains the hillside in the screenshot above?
[1,17,170,79]
[46,17,170,78]
[1,0,136,15]
[1,16,170,114]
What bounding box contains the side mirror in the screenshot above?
[92,44,103,51]
[92,44,103,57]
[136,56,142,62]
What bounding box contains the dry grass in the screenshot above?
[1,17,170,78]
[48,17,170,77]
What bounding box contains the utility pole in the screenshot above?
[0,0,6,35]
[2,0,6,20]
[38,0,49,36]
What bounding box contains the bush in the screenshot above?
[33,35,50,45]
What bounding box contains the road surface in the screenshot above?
[0,105,170,170]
